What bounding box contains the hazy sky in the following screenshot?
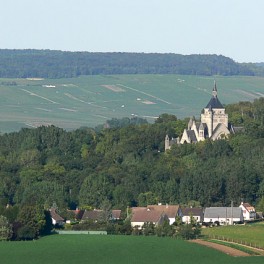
[1,0,263,62]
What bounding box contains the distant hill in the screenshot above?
[255,62,264,67]
[0,49,263,78]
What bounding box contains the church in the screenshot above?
[165,82,233,150]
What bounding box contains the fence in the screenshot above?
[56,230,107,235]
[206,234,264,250]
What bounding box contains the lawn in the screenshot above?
[1,235,263,264]
[202,222,264,249]
[1,74,264,133]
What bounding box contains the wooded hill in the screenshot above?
[0,49,264,78]
[1,98,264,212]
[1,98,264,239]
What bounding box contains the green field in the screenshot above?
[1,74,264,133]
[202,222,264,249]
[1,235,263,264]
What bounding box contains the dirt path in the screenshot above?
[189,239,250,257]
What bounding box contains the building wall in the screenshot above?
[203,217,242,225]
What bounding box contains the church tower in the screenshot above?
[166,81,231,149]
[201,81,228,138]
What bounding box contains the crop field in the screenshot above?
[1,235,264,264]
[202,222,264,248]
[1,74,264,133]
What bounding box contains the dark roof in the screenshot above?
[182,208,203,217]
[205,96,224,109]
[231,126,245,134]
[50,208,64,222]
[81,209,121,221]
[82,209,104,221]
[186,130,197,142]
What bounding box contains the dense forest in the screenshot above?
[1,97,264,239]
[0,49,264,78]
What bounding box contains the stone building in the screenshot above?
[165,82,233,150]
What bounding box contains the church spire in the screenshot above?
[212,80,217,98]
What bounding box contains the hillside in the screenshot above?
[0,49,263,78]
[1,74,264,133]
[1,96,264,211]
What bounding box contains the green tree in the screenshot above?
[17,205,48,239]
[0,215,12,241]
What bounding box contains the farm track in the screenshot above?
[190,239,251,257]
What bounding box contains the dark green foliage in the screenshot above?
[0,215,12,241]
[0,98,264,239]
[17,205,49,239]
[178,216,201,240]
[155,219,174,237]
[17,225,36,240]
[0,49,263,78]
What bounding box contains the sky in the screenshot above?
[1,0,264,63]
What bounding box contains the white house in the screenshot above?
[181,208,204,224]
[239,202,256,221]
[130,204,182,228]
[50,208,64,226]
[130,207,168,229]
[147,204,182,225]
[203,207,243,225]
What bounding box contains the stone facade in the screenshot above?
[165,82,231,150]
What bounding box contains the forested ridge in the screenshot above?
[1,98,264,239]
[0,49,264,78]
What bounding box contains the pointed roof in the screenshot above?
[205,81,224,109]
[199,122,204,130]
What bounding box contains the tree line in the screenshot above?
[0,98,264,240]
[0,49,263,78]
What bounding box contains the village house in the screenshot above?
[50,208,64,226]
[81,209,122,222]
[203,207,243,225]
[239,202,256,221]
[181,207,204,224]
[130,204,182,228]
[130,207,169,229]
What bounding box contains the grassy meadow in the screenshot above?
[1,74,264,133]
[1,235,264,264]
[202,222,264,248]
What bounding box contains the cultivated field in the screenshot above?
[1,74,264,133]
[1,235,264,264]
[202,222,264,249]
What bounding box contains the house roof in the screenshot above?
[241,203,255,212]
[204,207,242,219]
[82,209,104,221]
[147,205,180,218]
[81,209,121,221]
[50,208,64,222]
[131,207,166,223]
[112,210,122,219]
[182,208,203,217]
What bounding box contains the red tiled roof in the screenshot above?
[242,203,255,212]
[147,205,180,218]
[112,210,121,219]
[131,207,164,223]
